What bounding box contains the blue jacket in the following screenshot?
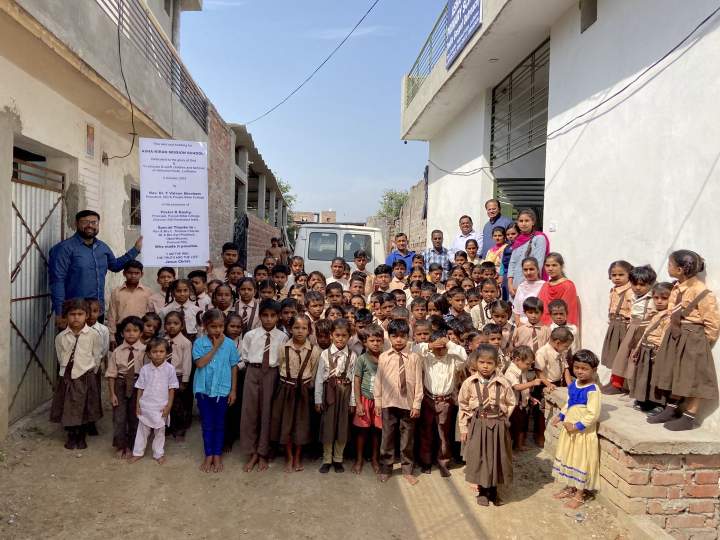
[49,233,139,315]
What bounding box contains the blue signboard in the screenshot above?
[446,0,483,68]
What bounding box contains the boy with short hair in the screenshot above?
[535,326,574,387]
[375,319,423,485]
[305,291,325,325]
[188,270,212,311]
[240,299,287,472]
[447,287,466,320]
[253,264,269,282]
[353,250,374,296]
[453,250,468,266]
[412,319,432,345]
[512,297,550,353]
[416,328,467,477]
[272,264,290,300]
[389,260,408,291]
[410,298,428,324]
[427,263,446,294]
[373,264,392,294]
[482,323,509,372]
[420,281,437,300]
[107,261,152,348]
[208,242,240,281]
[325,282,344,308]
[262,256,277,274]
[392,288,407,308]
[327,257,350,290]
[288,255,305,286]
[412,253,425,273]
[352,324,385,474]
[548,299,579,353]
[148,267,176,314]
[278,298,299,337]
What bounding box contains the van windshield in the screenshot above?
[343,233,372,262]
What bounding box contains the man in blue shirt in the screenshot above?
[480,199,513,258]
[423,230,452,281]
[49,210,142,324]
[384,232,415,275]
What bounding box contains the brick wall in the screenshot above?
[246,212,280,271]
[545,394,720,540]
[207,105,233,267]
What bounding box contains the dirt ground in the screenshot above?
[0,405,628,540]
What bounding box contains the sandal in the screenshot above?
[553,487,575,500]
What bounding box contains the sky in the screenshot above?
[180,0,446,222]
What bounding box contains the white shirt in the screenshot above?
[415,341,467,396]
[240,327,287,369]
[195,292,213,312]
[504,362,529,408]
[159,301,202,334]
[450,229,483,257]
[235,299,261,334]
[314,345,357,406]
[326,277,350,291]
[91,322,110,362]
[55,325,103,379]
[135,361,179,428]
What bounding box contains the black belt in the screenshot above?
[424,391,453,402]
[247,363,278,369]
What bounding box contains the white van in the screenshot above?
[293,224,386,277]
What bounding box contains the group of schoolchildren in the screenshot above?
[49,228,718,511]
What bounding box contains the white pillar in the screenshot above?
[257,174,266,219]
[268,189,277,226]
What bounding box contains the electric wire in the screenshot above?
[245,0,382,125]
[107,0,138,161]
[429,4,720,176]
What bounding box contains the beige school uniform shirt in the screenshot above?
[278,340,321,382]
[512,323,550,352]
[534,342,567,383]
[147,291,168,314]
[415,341,467,396]
[668,277,719,342]
[106,341,146,378]
[55,325,103,379]
[504,362,529,408]
[608,283,633,320]
[641,310,671,348]
[167,333,192,383]
[374,345,423,411]
[106,283,153,335]
[470,301,490,330]
[457,374,515,435]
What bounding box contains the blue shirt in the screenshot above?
[192,336,240,398]
[423,247,452,281]
[481,215,514,258]
[385,249,416,276]
[49,233,139,315]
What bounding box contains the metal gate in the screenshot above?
[10,159,64,423]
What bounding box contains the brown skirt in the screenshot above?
[629,345,662,403]
[320,380,351,445]
[601,318,628,368]
[271,379,313,445]
[612,321,646,380]
[464,415,512,487]
[652,323,718,399]
[49,369,102,427]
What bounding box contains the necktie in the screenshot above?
[180,305,186,329]
[531,326,539,352]
[262,332,271,372]
[242,305,249,326]
[126,348,135,398]
[398,352,407,397]
[554,352,563,380]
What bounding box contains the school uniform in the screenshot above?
[50,326,103,428]
[550,322,580,353]
[167,333,193,435]
[271,341,321,445]
[147,291,168,314]
[106,282,153,338]
[470,301,490,330]
[652,278,719,399]
[223,336,245,449]
[326,277,350,291]
[535,343,567,386]
[388,276,407,292]
[315,344,357,464]
[600,283,633,368]
[416,342,466,471]
[512,323,550,353]
[612,290,655,385]
[159,301,202,339]
[458,373,515,489]
[235,299,261,335]
[209,266,231,282]
[500,321,516,354]
[239,327,286,457]
[504,362,530,444]
[106,341,146,450]
[132,360,178,460]
[630,309,669,403]
[195,292,213,312]
[91,321,110,415]
[375,345,423,475]
[192,336,240,457]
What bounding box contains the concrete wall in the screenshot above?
[246,213,280,271]
[426,92,495,243]
[16,0,205,141]
[207,105,233,269]
[545,0,720,430]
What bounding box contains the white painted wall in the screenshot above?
[427,92,495,243]
[0,55,142,295]
[545,0,720,430]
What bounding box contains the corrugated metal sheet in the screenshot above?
[10,161,64,423]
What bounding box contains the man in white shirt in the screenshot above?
[450,215,483,257]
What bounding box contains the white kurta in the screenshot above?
[135,361,179,428]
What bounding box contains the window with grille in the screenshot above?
[130,187,141,226]
[490,39,550,168]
